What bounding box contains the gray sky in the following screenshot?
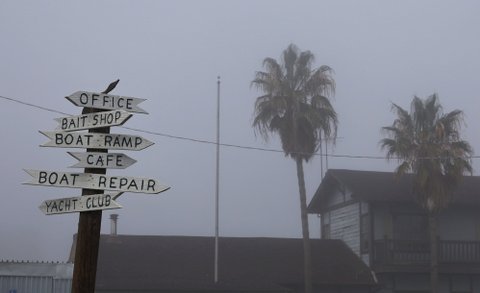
[1,0,479,261]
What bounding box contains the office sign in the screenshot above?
[66,91,148,114]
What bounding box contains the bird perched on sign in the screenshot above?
[103,79,120,94]
[82,79,120,115]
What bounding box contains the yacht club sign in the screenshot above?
[24,89,170,215]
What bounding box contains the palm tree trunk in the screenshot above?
[429,212,439,293]
[295,157,312,293]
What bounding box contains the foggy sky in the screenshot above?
[1,0,480,261]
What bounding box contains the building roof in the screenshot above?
[79,235,376,292]
[0,261,73,279]
[308,169,480,213]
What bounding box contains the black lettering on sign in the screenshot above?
[39,171,49,184]
[122,136,133,148]
[86,197,92,209]
[99,95,134,110]
[93,175,157,193]
[104,135,112,146]
[115,155,124,167]
[61,116,87,130]
[114,111,121,123]
[50,201,59,212]
[37,172,80,186]
[79,93,89,105]
[105,194,111,206]
[104,135,139,148]
[98,176,107,188]
[92,93,100,105]
[85,195,111,209]
[45,200,53,212]
[54,133,93,146]
[147,179,156,191]
[72,199,78,210]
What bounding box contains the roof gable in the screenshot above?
[308,169,480,213]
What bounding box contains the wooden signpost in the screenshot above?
[24,80,169,293]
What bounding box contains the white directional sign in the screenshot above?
[68,152,137,169]
[40,131,154,151]
[66,91,148,114]
[24,170,170,194]
[39,193,123,215]
[55,110,132,132]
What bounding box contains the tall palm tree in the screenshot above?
[252,44,337,293]
[380,94,473,293]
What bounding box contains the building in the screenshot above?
[69,233,377,293]
[308,169,480,293]
[0,260,73,293]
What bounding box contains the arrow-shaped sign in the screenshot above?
[68,152,137,169]
[40,131,154,151]
[55,110,132,132]
[24,170,170,194]
[66,91,148,114]
[39,193,123,215]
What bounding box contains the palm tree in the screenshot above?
[252,44,337,293]
[380,94,473,293]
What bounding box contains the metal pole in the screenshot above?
[325,139,328,172]
[319,132,324,179]
[214,76,221,283]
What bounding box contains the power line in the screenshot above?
[0,95,70,116]
[1,94,478,160]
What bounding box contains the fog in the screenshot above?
[0,0,479,262]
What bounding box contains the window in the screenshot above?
[393,214,428,240]
[360,213,369,253]
[321,213,330,239]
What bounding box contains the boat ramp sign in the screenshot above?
[40,131,154,151]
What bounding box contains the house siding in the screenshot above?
[329,202,360,255]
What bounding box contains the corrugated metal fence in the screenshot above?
[0,262,72,293]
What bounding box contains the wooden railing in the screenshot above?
[373,239,480,265]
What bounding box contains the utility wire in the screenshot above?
[1,94,478,160]
[0,95,70,116]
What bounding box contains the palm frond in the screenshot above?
[252,44,337,162]
[380,94,473,213]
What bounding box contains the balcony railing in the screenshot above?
[373,239,480,265]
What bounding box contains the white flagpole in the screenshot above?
[214,76,221,283]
